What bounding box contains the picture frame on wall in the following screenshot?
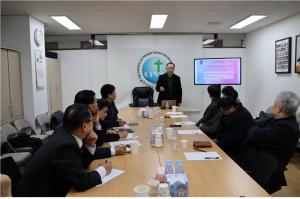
[275,37,291,73]
[295,35,300,73]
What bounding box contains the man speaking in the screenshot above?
[155,62,182,106]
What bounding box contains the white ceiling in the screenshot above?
[1,1,300,35]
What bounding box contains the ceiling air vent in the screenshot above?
[207,22,223,26]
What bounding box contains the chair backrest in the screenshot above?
[265,106,273,114]
[0,124,19,145]
[296,112,300,124]
[131,87,155,107]
[12,119,33,136]
[36,112,51,133]
[240,146,279,193]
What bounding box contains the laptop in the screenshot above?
[160,100,177,109]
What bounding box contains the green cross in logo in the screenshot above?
[154,59,163,72]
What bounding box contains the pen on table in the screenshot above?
[204,157,220,159]
[193,148,207,152]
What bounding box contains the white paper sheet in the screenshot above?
[96,169,125,187]
[120,133,139,140]
[174,121,196,126]
[184,152,221,160]
[113,124,130,130]
[166,112,183,115]
[177,129,204,135]
[169,115,188,118]
[109,140,141,148]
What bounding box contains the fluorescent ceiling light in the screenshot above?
[89,40,104,46]
[203,39,215,45]
[150,15,168,29]
[51,16,81,30]
[229,15,266,29]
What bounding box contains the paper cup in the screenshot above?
[181,139,188,149]
[130,143,139,155]
[133,185,150,197]
[147,179,160,196]
[172,106,177,112]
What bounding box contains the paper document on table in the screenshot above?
[96,169,125,187]
[166,112,183,115]
[121,133,139,140]
[169,115,188,118]
[174,121,196,126]
[177,129,204,135]
[184,152,221,160]
[109,140,141,148]
[113,124,130,130]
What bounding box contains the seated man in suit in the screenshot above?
[196,85,221,126]
[242,91,300,192]
[155,62,182,106]
[15,104,112,196]
[74,90,127,155]
[100,84,126,131]
[216,96,254,159]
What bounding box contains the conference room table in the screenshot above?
[68,107,269,197]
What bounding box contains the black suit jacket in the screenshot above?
[246,116,300,165]
[99,99,120,130]
[15,126,111,197]
[155,73,182,106]
[94,127,120,147]
[217,103,254,157]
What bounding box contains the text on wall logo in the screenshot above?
[137,51,172,87]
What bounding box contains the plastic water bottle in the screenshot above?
[166,101,169,110]
[165,160,173,174]
[171,130,177,150]
[175,160,184,173]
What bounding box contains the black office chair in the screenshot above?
[129,87,156,107]
[239,146,284,194]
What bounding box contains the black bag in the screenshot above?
[1,133,42,155]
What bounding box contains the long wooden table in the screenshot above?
[68,107,269,197]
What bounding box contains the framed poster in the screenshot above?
[275,37,291,73]
[295,35,300,73]
[35,50,45,90]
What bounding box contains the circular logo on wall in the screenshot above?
[137,51,172,87]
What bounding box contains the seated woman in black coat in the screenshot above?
[215,96,254,159]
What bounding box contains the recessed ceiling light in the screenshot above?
[51,16,81,30]
[150,15,168,29]
[229,15,266,29]
[203,39,215,45]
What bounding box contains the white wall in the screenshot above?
[56,35,246,122]
[107,35,204,110]
[55,49,107,109]
[1,16,48,128]
[245,13,300,117]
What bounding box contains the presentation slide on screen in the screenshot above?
[194,58,241,85]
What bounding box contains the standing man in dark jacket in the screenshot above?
[216,96,254,159]
[155,62,182,106]
[15,104,112,196]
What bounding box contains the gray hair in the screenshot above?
[275,91,300,117]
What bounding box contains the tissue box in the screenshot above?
[166,173,189,197]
